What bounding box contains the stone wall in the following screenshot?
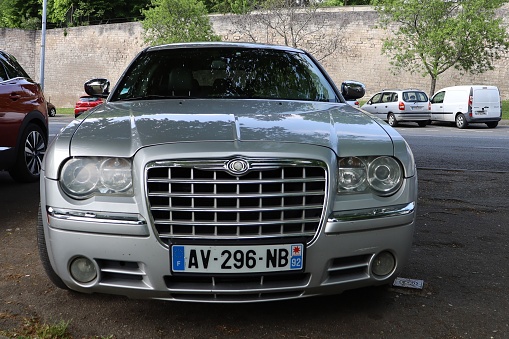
[1,5,508,107]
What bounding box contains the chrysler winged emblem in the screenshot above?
[225,158,250,175]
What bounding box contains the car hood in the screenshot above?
[65,99,394,157]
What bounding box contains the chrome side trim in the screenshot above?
[47,207,149,236]
[325,202,415,234]
[328,202,415,222]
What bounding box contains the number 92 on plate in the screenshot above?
[171,243,304,273]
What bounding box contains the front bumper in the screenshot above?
[41,197,416,303]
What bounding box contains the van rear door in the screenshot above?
[471,87,501,119]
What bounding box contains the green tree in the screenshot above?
[49,0,148,26]
[141,0,220,44]
[0,0,41,28]
[374,0,509,95]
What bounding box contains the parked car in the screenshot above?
[38,42,417,303]
[430,85,501,129]
[0,50,48,182]
[361,89,431,127]
[47,101,57,117]
[74,95,103,117]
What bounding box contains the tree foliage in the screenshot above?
[0,0,41,28]
[374,0,509,95]
[49,0,148,26]
[141,0,221,44]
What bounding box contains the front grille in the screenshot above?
[146,158,327,244]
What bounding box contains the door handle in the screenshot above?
[9,93,21,101]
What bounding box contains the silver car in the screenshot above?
[361,89,431,127]
[39,42,417,303]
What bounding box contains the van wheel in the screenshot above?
[455,114,468,129]
[486,122,498,128]
[37,205,69,290]
[417,121,427,127]
[388,113,398,127]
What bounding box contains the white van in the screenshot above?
[430,85,501,128]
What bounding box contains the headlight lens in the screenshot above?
[338,157,367,191]
[367,156,403,195]
[338,156,403,196]
[60,157,133,199]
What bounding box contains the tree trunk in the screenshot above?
[429,77,437,97]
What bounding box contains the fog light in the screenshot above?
[70,257,97,283]
[372,251,396,277]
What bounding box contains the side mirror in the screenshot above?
[341,80,365,100]
[84,78,110,98]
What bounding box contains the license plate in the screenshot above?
[475,111,487,115]
[411,106,424,111]
[171,244,304,273]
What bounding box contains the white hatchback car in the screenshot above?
[362,89,431,127]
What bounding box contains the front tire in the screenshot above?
[486,122,498,128]
[417,121,428,127]
[388,113,398,127]
[37,205,69,290]
[455,114,468,129]
[9,124,47,183]
[48,107,56,117]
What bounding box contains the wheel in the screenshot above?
[455,113,468,129]
[48,107,56,117]
[486,122,498,128]
[388,113,398,127]
[8,124,47,183]
[37,205,69,290]
[417,121,427,127]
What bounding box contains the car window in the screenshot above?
[369,93,382,104]
[111,47,339,103]
[0,53,30,79]
[80,96,101,102]
[403,91,428,102]
[381,92,394,103]
[431,91,445,104]
[0,62,8,82]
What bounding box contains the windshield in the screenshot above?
[110,47,339,102]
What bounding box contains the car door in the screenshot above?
[0,53,44,148]
[377,91,395,119]
[0,58,25,148]
[430,91,445,121]
[361,92,383,118]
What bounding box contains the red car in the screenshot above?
[0,50,48,182]
[74,95,103,117]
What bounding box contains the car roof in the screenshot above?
[379,89,426,92]
[436,85,499,91]
[146,42,306,54]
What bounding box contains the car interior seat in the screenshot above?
[168,68,194,96]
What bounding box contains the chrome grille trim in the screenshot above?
[145,158,327,243]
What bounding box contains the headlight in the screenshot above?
[60,157,133,199]
[367,156,403,195]
[338,156,403,196]
[337,157,367,191]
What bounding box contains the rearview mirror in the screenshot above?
[341,81,365,100]
[84,78,110,98]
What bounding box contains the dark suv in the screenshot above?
[0,50,48,182]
